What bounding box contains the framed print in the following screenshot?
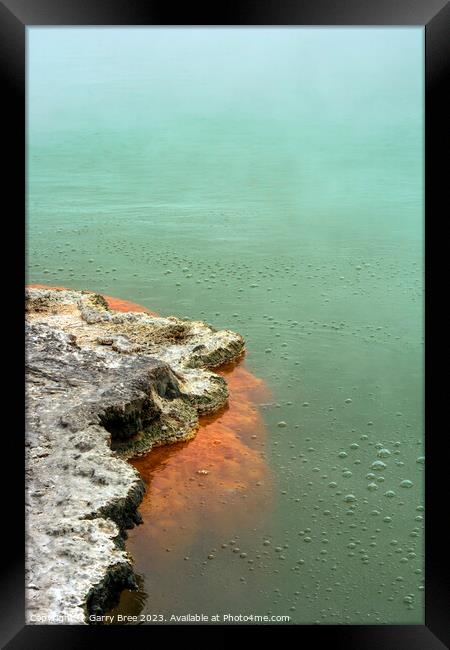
[1,0,448,647]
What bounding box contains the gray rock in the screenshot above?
[25,288,245,624]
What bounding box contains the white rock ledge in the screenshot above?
[25,288,245,624]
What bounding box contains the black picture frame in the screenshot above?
[2,0,448,647]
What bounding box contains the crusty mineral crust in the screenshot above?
[25,288,245,624]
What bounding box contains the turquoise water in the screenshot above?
[27,28,424,624]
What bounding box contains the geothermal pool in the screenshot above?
[27,27,424,623]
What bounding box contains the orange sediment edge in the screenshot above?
[130,357,273,560]
[26,284,272,556]
[102,295,158,316]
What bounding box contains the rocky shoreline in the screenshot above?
[25,287,245,624]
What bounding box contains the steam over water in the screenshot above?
[27,28,424,623]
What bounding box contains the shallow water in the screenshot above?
[27,27,424,624]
